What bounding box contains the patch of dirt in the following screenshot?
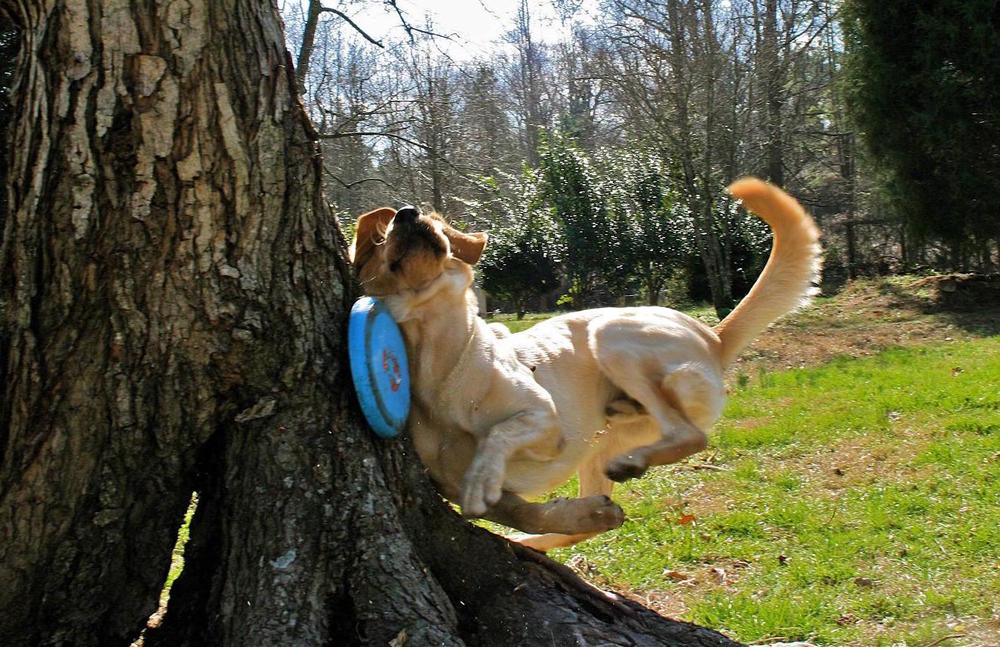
[729,275,1000,379]
[563,553,691,620]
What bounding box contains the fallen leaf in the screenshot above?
[677,513,696,525]
[663,570,693,582]
[837,613,859,626]
[854,576,875,587]
[709,566,727,584]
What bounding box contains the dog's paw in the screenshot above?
[460,458,505,517]
[584,495,625,531]
[604,453,649,482]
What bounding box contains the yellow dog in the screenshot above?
[351,178,821,551]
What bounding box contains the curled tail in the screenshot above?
[715,178,822,367]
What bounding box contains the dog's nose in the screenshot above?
[394,206,419,223]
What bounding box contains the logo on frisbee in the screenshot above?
[382,349,403,393]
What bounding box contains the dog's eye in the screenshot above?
[389,259,401,273]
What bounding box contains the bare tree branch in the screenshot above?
[296,0,383,95]
[383,0,455,43]
[319,6,383,48]
[321,130,434,153]
[323,165,394,190]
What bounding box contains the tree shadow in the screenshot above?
[877,274,1000,336]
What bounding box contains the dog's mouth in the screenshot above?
[386,249,439,281]
[386,216,448,269]
[389,216,447,255]
[375,215,450,293]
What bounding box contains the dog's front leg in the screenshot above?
[460,407,561,516]
[484,491,624,537]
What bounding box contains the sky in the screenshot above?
[282,0,597,61]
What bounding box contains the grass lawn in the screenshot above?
[549,337,1000,646]
[487,304,721,334]
[492,278,1000,645]
[486,311,560,334]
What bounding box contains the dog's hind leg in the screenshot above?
[600,365,720,482]
[504,455,618,551]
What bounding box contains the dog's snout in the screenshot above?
[386,204,446,262]
[394,206,420,223]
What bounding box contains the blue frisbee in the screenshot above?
[348,296,411,438]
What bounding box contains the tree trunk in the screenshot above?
[760,0,783,187]
[0,2,743,646]
[662,0,733,319]
[645,266,660,306]
[515,0,544,167]
[845,218,858,279]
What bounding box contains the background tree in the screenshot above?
[842,0,1000,270]
[452,65,522,215]
[407,45,459,214]
[280,0,996,307]
[313,33,385,218]
[600,0,742,315]
[505,0,553,167]
[553,27,606,152]
[538,132,621,307]
[602,148,693,305]
[478,171,563,318]
[0,1,744,645]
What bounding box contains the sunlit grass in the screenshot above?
[486,311,561,334]
[160,493,197,608]
[549,337,1000,646]
[487,302,720,334]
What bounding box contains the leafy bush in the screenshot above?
[467,167,564,318]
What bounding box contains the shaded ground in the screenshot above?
[730,274,1000,378]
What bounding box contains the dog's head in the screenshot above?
[350,206,487,300]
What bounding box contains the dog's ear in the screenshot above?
[443,224,487,265]
[350,207,395,268]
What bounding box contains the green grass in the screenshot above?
[550,337,1000,646]
[487,311,562,333]
[487,304,720,334]
[160,493,197,607]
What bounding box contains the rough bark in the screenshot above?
[0,0,356,641]
[0,2,743,646]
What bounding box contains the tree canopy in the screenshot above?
[842,0,1000,264]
